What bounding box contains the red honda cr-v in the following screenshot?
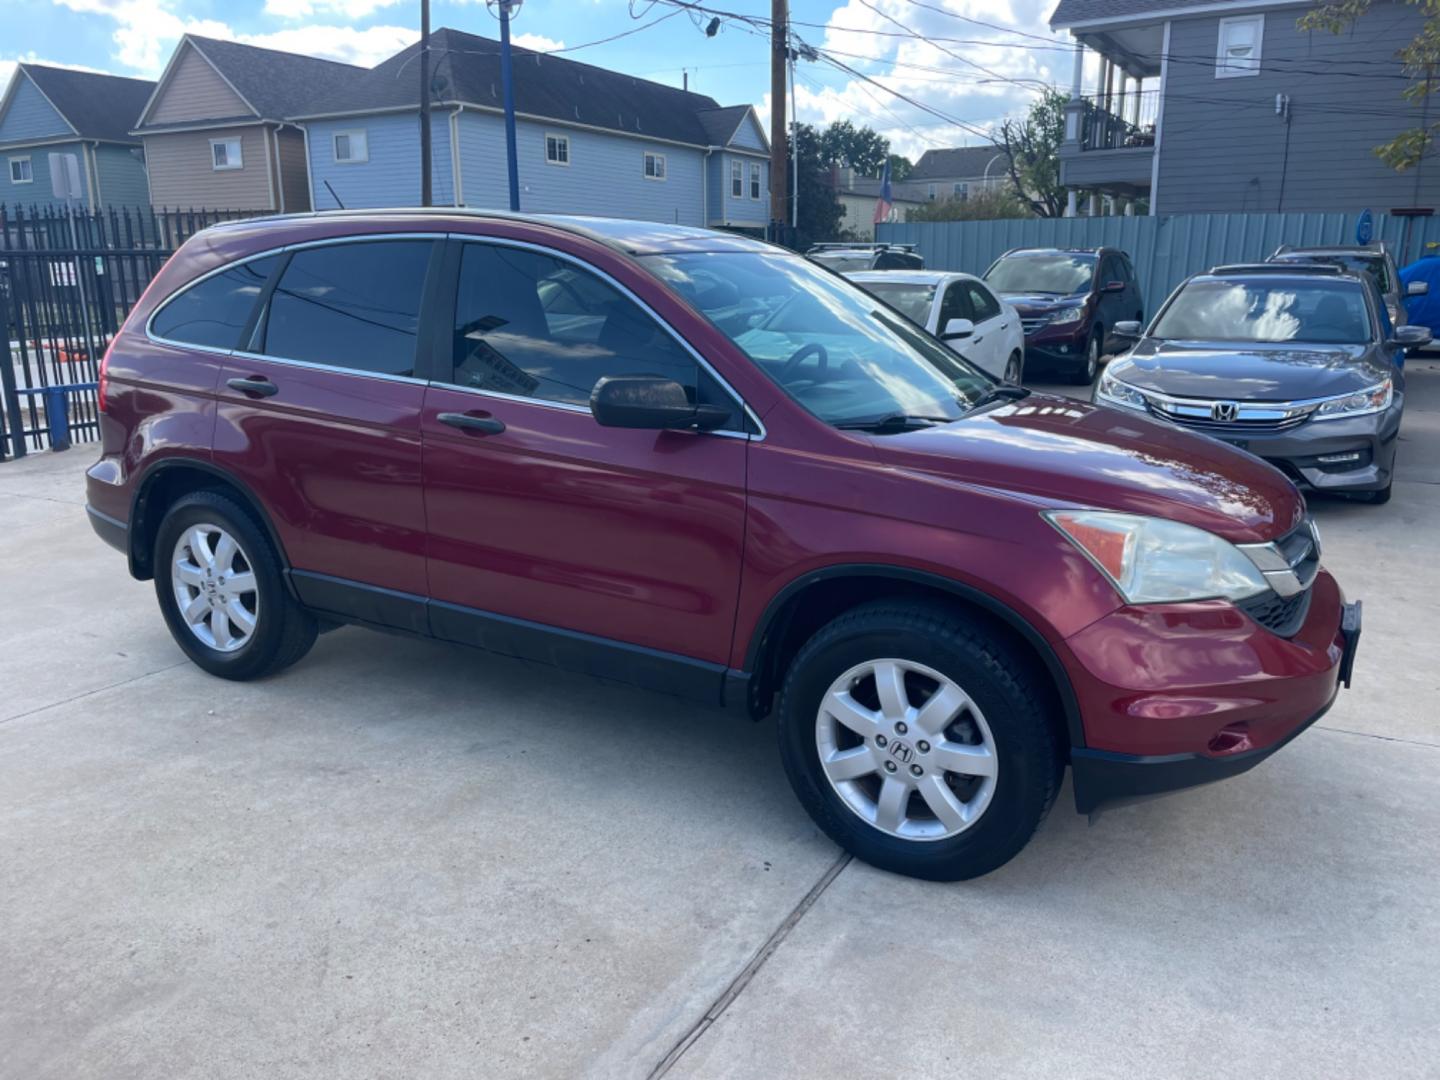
[86,212,1360,880]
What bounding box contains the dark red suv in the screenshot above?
[86,212,1360,880]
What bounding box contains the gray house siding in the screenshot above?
[0,75,73,144]
[93,144,150,208]
[716,151,768,227]
[1157,1,1438,213]
[1,140,90,207]
[729,112,767,152]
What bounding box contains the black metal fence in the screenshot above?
[0,204,260,460]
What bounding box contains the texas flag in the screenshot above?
[873,158,893,225]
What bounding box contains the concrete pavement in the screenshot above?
[2,362,1437,1079]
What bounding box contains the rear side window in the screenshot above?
[151,256,279,349]
[261,240,433,377]
[965,281,1002,322]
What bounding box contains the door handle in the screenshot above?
[226,376,278,398]
[438,411,506,435]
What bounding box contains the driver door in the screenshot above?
[420,237,752,694]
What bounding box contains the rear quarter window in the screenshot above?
[150,256,280,349]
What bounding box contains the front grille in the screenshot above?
[1020,315,1050,336]
[1238,587,1312,637]
[1146,404,1312,436]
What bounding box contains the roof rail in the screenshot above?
[806,242,917,253]
[1209,262,1348,276]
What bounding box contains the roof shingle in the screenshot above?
[19,65,155,144]
[909,146,1011,181]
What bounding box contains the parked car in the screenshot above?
[1268,243,1423,331]
[982,247,1145,385]
[1096,262,1429,504]
[844,270,1025,383]
[807,242,924,273]
[87,212,1360,881]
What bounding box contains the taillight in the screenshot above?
[98,338,114,412]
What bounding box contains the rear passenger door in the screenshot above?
[962,279,1009,378]
[419,238,751,693]
[214,237,440,627]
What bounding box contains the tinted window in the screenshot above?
[262,241,433,376]
[966,282,1002,322]
[857,281,936,326]
[939,283,972,327]
[1152,279,1373,344]
[643,251,993,427]
[152,256,278,349]
[985,253,1095,296]
[450,243,705,409]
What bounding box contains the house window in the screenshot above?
[211,138,243,171]
[953,182,969,201]
[545,134,570,166]
[927,183,937,201]
[8,156,32,184]
[644,152,666,180]
[333,130,368,164]
[731,159,743,198]
[1216,15,1263,77]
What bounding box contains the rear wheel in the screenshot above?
[154,491,317,680]
[777,601,1063,881]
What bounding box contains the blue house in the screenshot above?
[0,64,154,210]
[294,28,771,232]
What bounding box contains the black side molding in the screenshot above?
[85,505,128,554]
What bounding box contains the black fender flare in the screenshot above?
[741,563,1086,749]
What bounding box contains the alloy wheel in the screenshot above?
[171,523,259,653]
[1004,353,1023,385]
[815,658,998,841]
[1085,335,1100,381]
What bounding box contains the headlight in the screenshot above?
[1312,379,1392,421]
[1050,305,1085,325]
[1045,510,1269,604]
[1095,368,1148,411]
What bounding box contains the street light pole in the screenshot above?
[769,0,788,240]
[498,0,522,212]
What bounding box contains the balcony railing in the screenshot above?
[1078,90,1159,151]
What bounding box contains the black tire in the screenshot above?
[1071,328,1101,385]
[776,600,1063,881]
[153,491,318,680]
[1004,350,1024,385]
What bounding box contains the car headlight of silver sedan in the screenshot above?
[1095,367,1148,411]
[1045,511,1270,604]
[1312,378,1393,421]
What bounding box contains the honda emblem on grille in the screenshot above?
[1211,400,1240,422]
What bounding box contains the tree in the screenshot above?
[1299,0,1439,170]
[817,119,891,177]
[905,187,1032,221]
[788,122,845,247]
[887,153,914,181]
[996,88,1068,218]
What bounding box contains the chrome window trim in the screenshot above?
[445,232,765,440]
[228,350,431,387]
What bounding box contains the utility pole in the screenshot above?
[769,0,788,240]
[788,42,798,228]
[499,0,522,211]
[419,0,432,206]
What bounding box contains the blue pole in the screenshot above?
[500,1,520,212]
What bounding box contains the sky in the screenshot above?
[0,0,1081,162]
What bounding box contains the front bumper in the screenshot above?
[1022,324,1088,366]
[1063,570,1357,814]
[1202,406,1401,494]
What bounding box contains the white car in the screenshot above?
[846,270,1026,384]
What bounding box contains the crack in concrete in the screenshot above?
[1314,723,1440,750]
[647,852,852,1078]
[0,661,188,728]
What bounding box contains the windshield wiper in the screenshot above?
[966,384,1032,411]
[835,413,955,432]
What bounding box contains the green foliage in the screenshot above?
[789,122,845,248]
[1299,0,1440,170]
[996,88,1069,218]
[887,153,915,181]
[905,187,1032,221]
[817,119,892,177]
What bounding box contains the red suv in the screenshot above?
[86,212,1360,881]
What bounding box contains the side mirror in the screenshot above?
[941,317,975,340]
[1407,280,1429,297]
[1391,324,1431,348]
[1113,320,1143,339]
[589,375,730,431]
[1102,280,1126,293]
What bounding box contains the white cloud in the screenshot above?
[511,33,566,52]
[263,0,405,20]
[1,53,109,99]
[236,25,417,67]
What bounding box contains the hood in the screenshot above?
[874,394,1303,543]
[1116,340,1390,400]
[995,293,1086,313]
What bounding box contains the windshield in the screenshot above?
[810,252,875,273]
[1152,279,1373,344]
[850,280,936,326]
[642,251,992,425]
[985,253,1095,295]
[1275,254,1393,294]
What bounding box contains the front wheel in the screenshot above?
[1003,350,1024,386]
[1071,330,1101,385]
[777,601,1063,881]
[154,491,318,680]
